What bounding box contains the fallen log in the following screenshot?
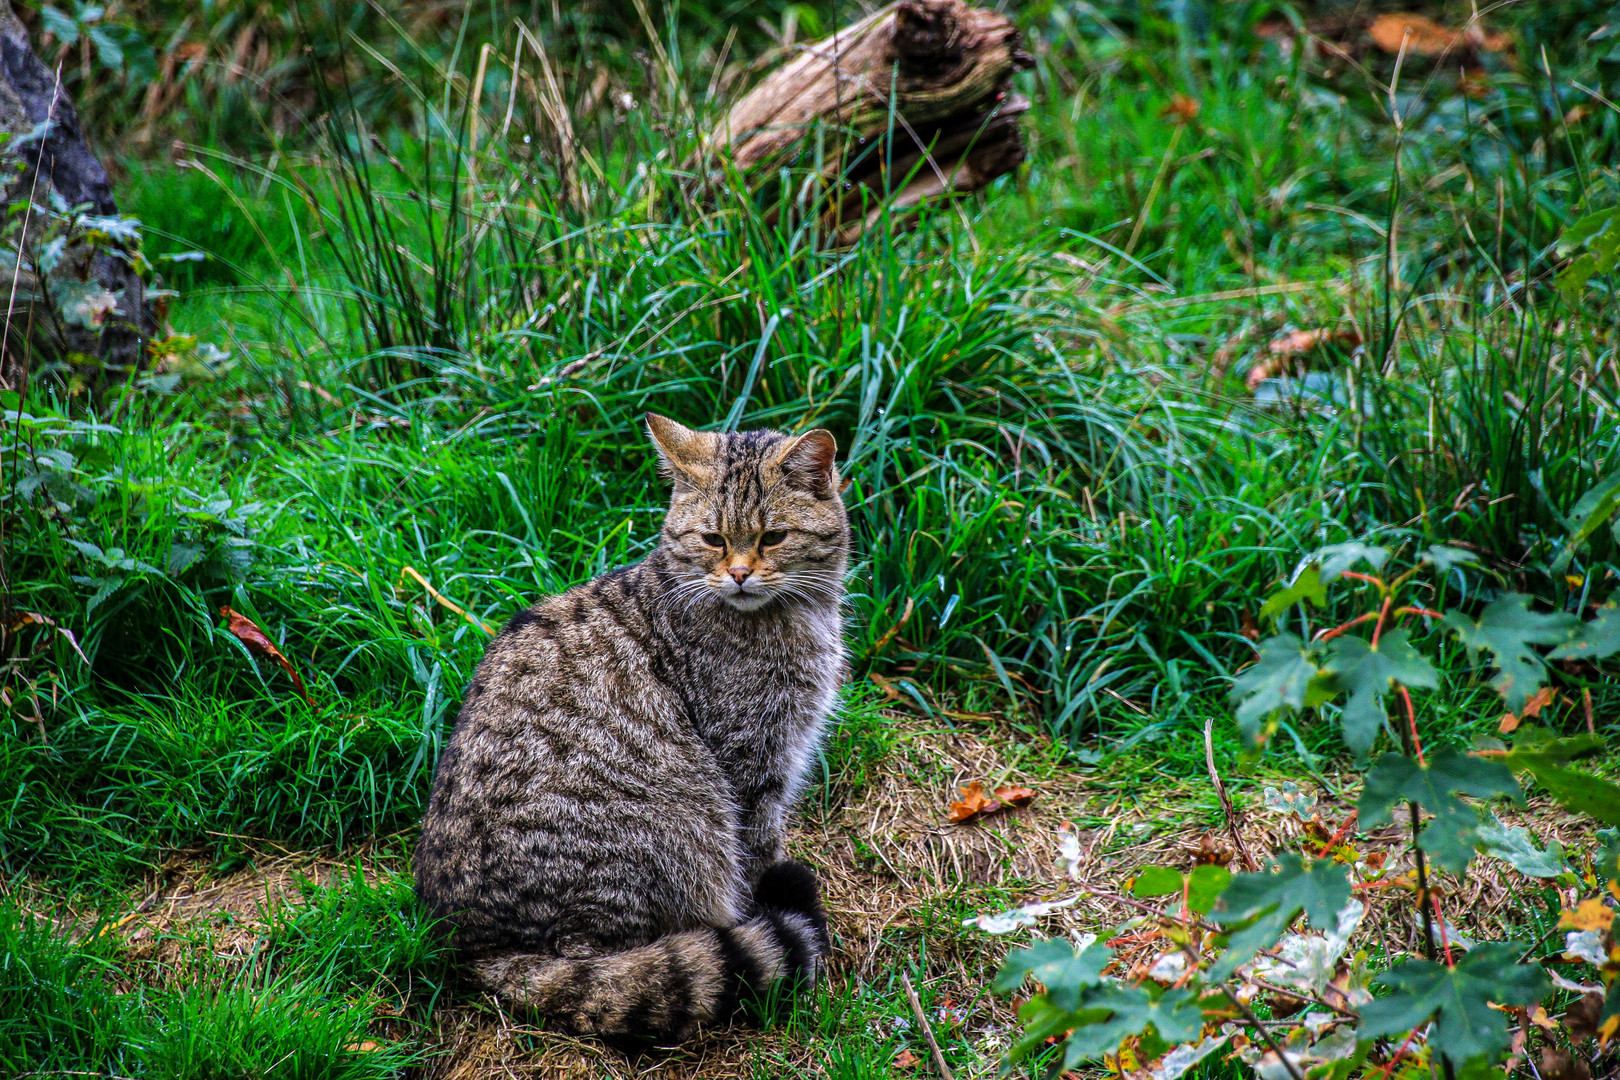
[705,0,1031,245]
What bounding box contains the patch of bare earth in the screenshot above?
[27,713,1598,1078]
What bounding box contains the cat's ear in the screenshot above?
[646,413,718,488]
[775,429,839,498]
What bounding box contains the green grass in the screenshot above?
[5,0,1620,1076]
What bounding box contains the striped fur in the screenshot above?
[415,415,847,1043]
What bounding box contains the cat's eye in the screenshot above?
[759,530,788,548]
[701,533,726,549]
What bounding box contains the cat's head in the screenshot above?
[646,413,848,613]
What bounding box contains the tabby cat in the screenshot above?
[414,414,849,1044]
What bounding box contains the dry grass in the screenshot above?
[17,711,1599,1079]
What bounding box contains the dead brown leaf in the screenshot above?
[893,1048,921,1070]
[1538,1047,1592,1080]
[1367,13,1510,58]
[1191,832,1233,867]
[948,781,997,824]
[220,607,314,706]
[994,785,1037,808]
[345,1039,382,1053]
[1499,685,1555,733]
[1240,610,1261,642]
[1565,992,1605,1044]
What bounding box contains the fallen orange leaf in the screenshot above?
[1367,13,1510,57]
[1499,685,1555,733]
[893,1048,921,1070]
[220,607,314,706]
[344,1039,381,1052]
[994,785,1038,808]
[1560,898,1614,932]
[1246,327,1363,389]
[1160,94,1200,123]
[948,781,998,824]
[869,671,903,702]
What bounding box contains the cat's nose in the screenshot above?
[728,566,752,585]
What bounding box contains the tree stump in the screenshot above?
[0,1,150,392]
[706,0,1031,245]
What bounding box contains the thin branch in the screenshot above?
[1205,719,1259,871]
[900,970,955,1080]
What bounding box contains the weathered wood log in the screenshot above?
[0,2,150,391]
[706,0,1031,245]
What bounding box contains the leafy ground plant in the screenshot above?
[986,541,1620,1079]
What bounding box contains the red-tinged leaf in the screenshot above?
[994,785,1037,808]
[220,607,314,706]
[1160,94,1200,123]
[949,781,998,824]
[892,1048,920,1070]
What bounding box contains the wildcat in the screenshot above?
[414,413,849,1044]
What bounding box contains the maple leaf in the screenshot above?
[948,781,996,824]
[1476,816,1569,879]
[1444,594,1580,714]
[994,938,1112,1011]
[1228,634,1329,742]
[1497,728,1620,827]
[1549,603,1620,661]
[994,785,1037,808]
[1358,944,1547,1067]
[1209,853,1351,978]
[220,606,314,706]
[1048,986,1204,1067]
[1314,542,1389,582]
[1322,630,1438,760]
[1421,544,1479,577]
[1358,749,1521,874]
[1259,564,1327,624]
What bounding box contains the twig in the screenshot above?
[1205,719,1258,871]
[900,970,955,1080]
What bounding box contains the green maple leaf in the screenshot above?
[1498,728,1620,827]
[993,938,1112,1010]
[1229,634,1329,742]
[1421,544,1479,577]
[1260,564,1328,623]
[1548,602,1620,661]
[1358,750,1522,875]
[1059,986,1205,1066]
[1322,630,1439,760]
[1315,542,1390,582]
[1358,944,1547,1067]
[1209,854,1351,978]
[1476,816,1569,878]
[1443,595,1581,714]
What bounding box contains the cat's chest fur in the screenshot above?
[675,603,843,803]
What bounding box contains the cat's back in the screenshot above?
[414,566,743,935]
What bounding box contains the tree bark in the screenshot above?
[705,0,1031,245]
[0,2,149,392]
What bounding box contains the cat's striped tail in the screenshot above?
[465,862,829,1044]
